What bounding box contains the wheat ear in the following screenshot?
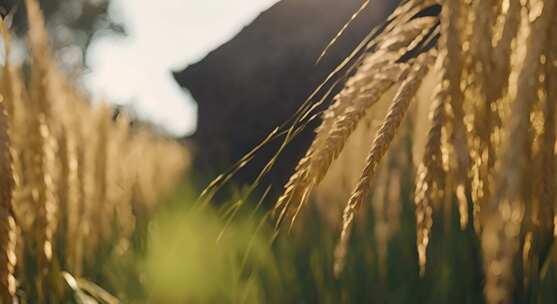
[414,73,447,275]
[547,16,557,237]
[0,76,16,303]
[482,1,555,303]
[276,15,438,229]
[334,52,434,276]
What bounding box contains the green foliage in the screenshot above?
[143,200,273,302]
[104,185,557,303]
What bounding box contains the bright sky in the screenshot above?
[85,0,280,136]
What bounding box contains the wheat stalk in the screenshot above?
[333,51,434,276]
[0,0,189,300]
[275,14,439,229]
[546,16,557,238]
[0,71,16,303]
[437,0,471,229]
[481,1,555,303]
[414,78,446,275]
[0,20,18,304]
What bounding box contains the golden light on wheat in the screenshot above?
[3,0,555,302]
[0,0,188,301]
[273,0,557,302]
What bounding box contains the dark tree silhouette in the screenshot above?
[3,0,123,68]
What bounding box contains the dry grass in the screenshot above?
[271,0,557,303]
[0,0,188,302]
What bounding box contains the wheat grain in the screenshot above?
[0,71,16,303]
[414,76,446,275]
[546,15,557,238]
[467,0,499,234]
[439,0,471,229]
[334,52,433,276]
[275,13,440,228]
[482,0,555,302]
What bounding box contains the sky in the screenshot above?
[85,0,280,136]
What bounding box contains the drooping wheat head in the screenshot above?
[274,2,440,229]
[273,0,557,302]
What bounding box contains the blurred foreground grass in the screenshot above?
[108,184,556,304]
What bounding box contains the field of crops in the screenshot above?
[1,0,557,303]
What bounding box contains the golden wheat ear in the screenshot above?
[414,82,446,276]
[481,0,556,303]
[0,70,16,304]
[0,17,17,303]
[334,51,435,276]
[275,12,440,230]
[546,18,557,240]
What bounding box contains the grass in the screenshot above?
[1,0,557,303]
[119,184,555,303]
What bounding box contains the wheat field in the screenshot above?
[0,0,188,302]
[265,0,557,303]
[1,0,557,303]
[194,0,557,302]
